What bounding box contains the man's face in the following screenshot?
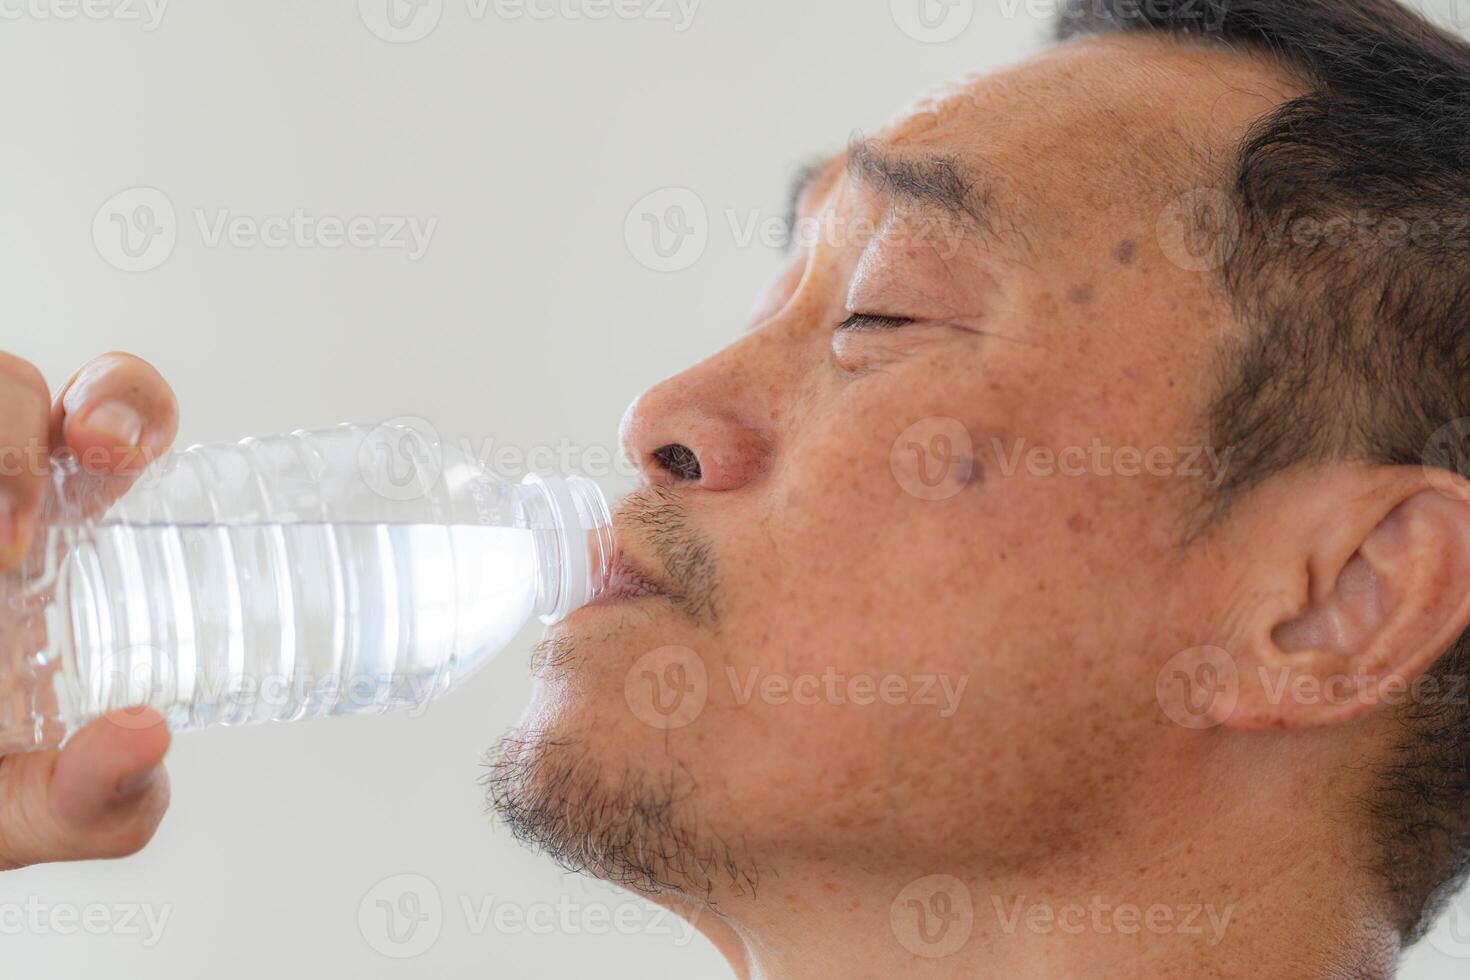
[494,36,1299,893]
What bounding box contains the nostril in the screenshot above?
[652,444,702,482]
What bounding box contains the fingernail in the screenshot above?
[115,765,163,801]
[83,400,144,448]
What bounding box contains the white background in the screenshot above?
[3,0,1469,976]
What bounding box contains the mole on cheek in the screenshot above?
[1113,238,1138,266]
[1067,284,1095,306]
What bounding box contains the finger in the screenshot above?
[0,709,170,870]
[0,352,53,567]
[50,353,179,514]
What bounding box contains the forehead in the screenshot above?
[860,35,1300,225]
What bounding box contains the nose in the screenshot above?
[619,363,773,492]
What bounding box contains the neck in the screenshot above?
[652,749,1401,979]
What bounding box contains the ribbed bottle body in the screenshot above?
[0,424,611,753]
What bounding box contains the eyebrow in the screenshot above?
[784,137,1014,249]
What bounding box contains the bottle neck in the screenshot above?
[516,474,614,623]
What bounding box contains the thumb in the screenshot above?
[0,709,170,870]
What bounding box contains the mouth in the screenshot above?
[585,548,670,608]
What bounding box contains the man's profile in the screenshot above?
[482,1,1470,976]
[6,1,1470,977]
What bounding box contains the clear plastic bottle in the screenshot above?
[0,422,613,754]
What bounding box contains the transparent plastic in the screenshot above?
[0,423,613,753]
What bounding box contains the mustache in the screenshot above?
[616,485,720,625]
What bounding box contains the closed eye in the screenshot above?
[835,313,914,332]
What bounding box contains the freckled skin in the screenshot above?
[505,35,1414,980]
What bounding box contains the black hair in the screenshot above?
[1057,0,1470,946]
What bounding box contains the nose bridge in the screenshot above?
[619,327,796,491]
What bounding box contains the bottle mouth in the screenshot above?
[521,474,614,623]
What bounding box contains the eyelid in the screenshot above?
[835,313,914,332]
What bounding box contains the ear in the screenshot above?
[1217,464,1470,729]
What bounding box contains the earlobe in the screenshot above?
[1221,472,1470,730]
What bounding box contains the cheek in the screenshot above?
[725,351,1180,698]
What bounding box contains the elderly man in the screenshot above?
[7,1,1470,976]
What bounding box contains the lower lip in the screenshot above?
[585,584,665,608]
[581,565,668,609]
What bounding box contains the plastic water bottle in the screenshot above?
[0,423,614,753]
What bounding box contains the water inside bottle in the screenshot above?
[47,523,538,730]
